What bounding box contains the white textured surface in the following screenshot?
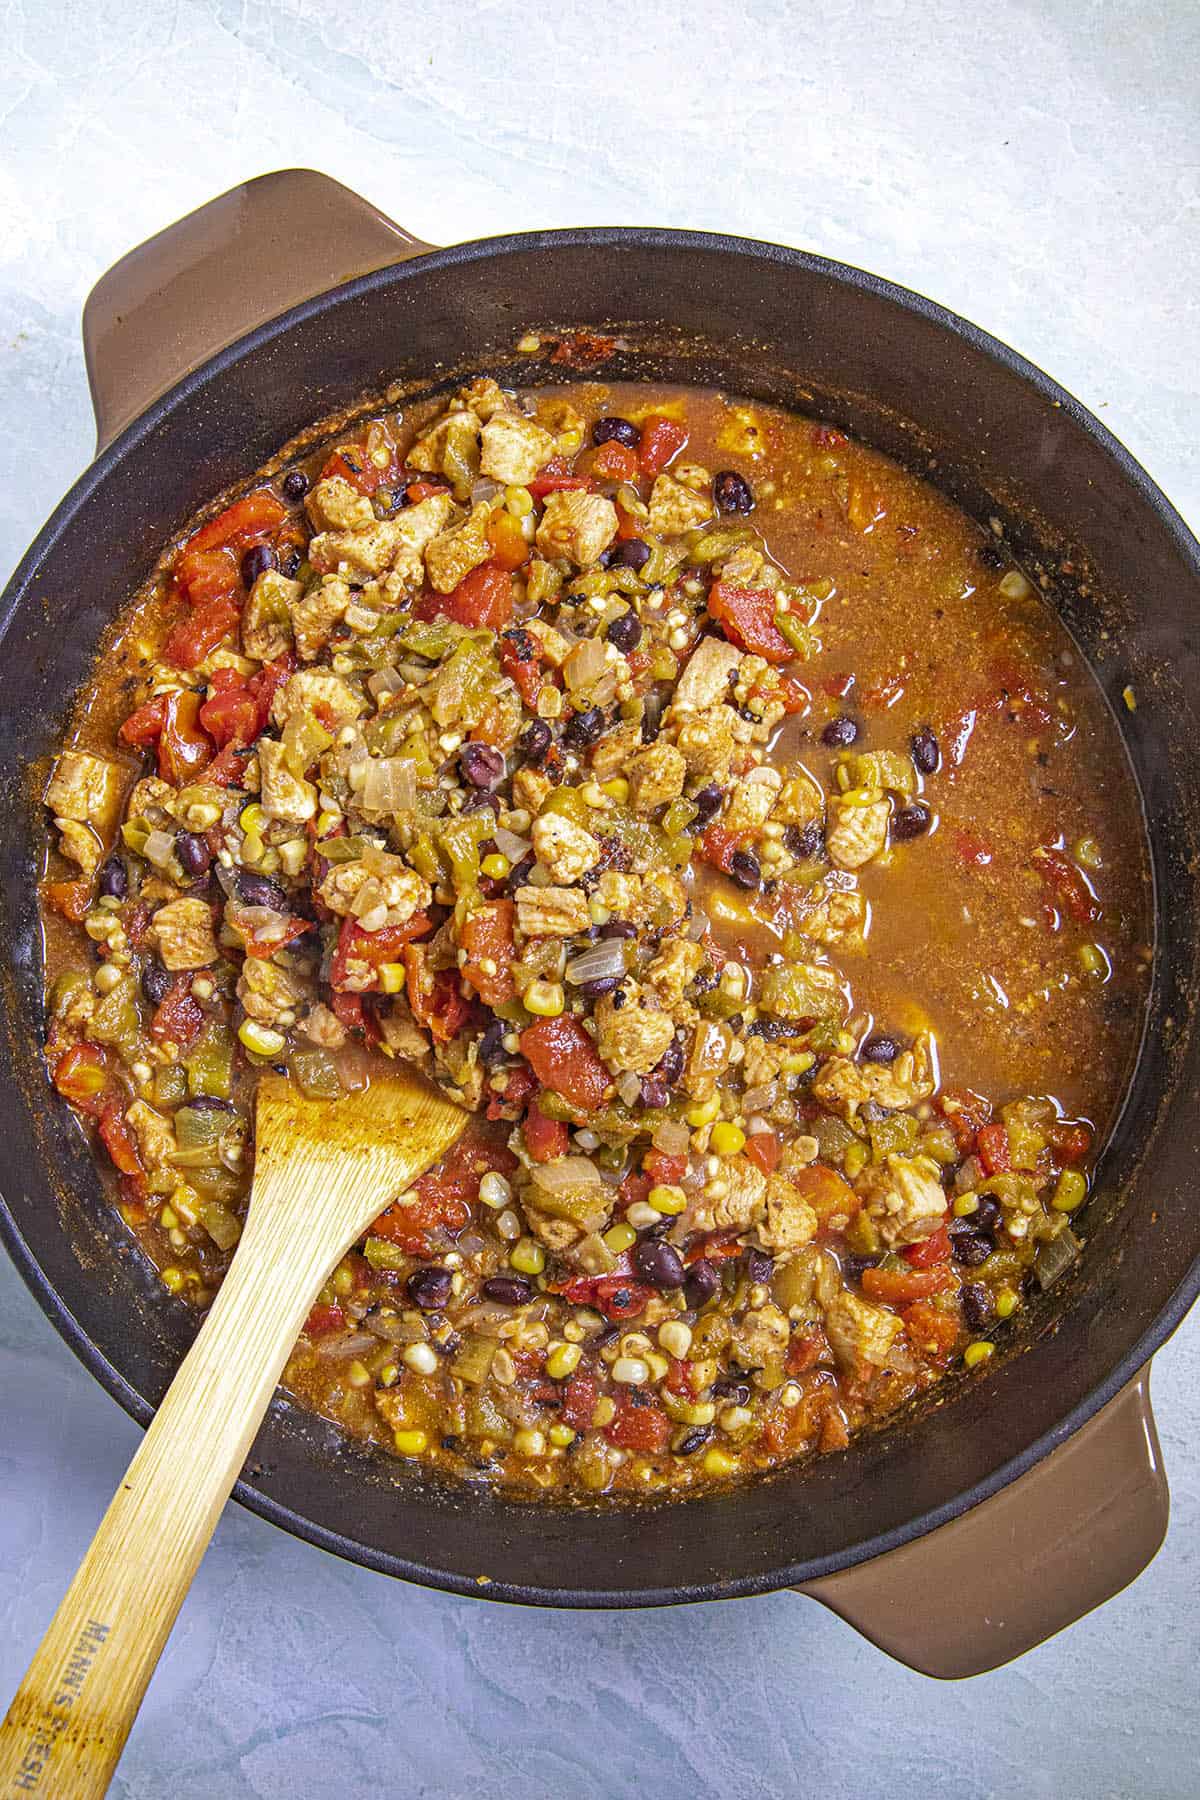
[2,2,1198,1794]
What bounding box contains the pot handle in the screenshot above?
[798,1370,1167,1678]
[82,169,432,454]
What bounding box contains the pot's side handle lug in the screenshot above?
[83,168,434,454]
[798,1371,1167,1679]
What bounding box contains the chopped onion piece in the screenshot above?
[652,1118,691,1155]
[493,826,532,861]
[743,1085,778,1116]
[565,940,628,986]
[143,829,177,870]
[617,1072,644,1108]
[529,1155,602,1197]
[316,1331,379,1361]
[361,755,417,816]
[368,667,406,701]
[564,636,608,692]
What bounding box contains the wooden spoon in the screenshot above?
[0,1066,466,1799]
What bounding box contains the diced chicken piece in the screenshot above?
[308,518,405,578]
[812,1034,936,1117]
[317,856,431,928]
[626,740,686,815]
[388,492,457,589]
[824,1289,902,1369]
[289,576,350,662]
[45,751,122,832]
[683,1018,732,1101]
[406,409,482,498]
[306,475,375,532]
[671,636,742,712]
[672,706,737,782]
[859,1153,948,1249]
[647,473,714,537]
[596,870,643,918]
[127,777,176,828]
[272,668,364,730]
[731,1303,790,1369]
[301,1002,348,1049]
[826,795,891,870]
[594,982,676,1076]
[241,569,300,661]
[256,738,318,826]
[773,768,825,826]
[643,937,705,1008]
[479,411,557,485]
[238,956,307,1029]
[515,885,590,938]
[532,812,601,884]
[640,870,689,925]
[692,1157,767,1233]
[535,491,618,568]
[55,818,103,877]
[800,888,867,952]
[456,377,509,421]
[424,502,493,594]
[722,765,781,836]
[758,1174,820,1256]
[672,463,712,494]
[151,897,219,970]
[720,543,766,585]
[588,720,644,781]
[740,1033,789,1089]
[124,1101,177,1177]
[512,767,553,815]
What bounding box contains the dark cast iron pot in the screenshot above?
[2,170,1198,1680]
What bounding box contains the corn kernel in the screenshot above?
[778,1050,815,1075]
[648,1184,687,1216]
[702,1447,738,1478]
[1052,1169,1088,1212]
[513,1427,547,1457]
[315,809,341,837]
[603,1221,637,1253]
[686,1096,721,1128]
[93,963,122,995]
[238,1019,286,1058]
[952,1193,979,1217]
[549,1422,576,1447]
[710,1122,746,1157]
[601,777,630,803]
[402,1342,439,1375]
[511,1237,546,1276]
[377,961,407,994]
[995,1287,1020,1319]
[1075,835,1103,870]
[658,1320,693,1360]
[612,1356,650,1385]
[719,1405,753,1434]
[1078,942,1109,978]
[644,1351,669,1382]
[545,1341,582,1379]
[504,484,534,517]
[963,1340,995,1369]
[481,852,512,879]
[592,1395,616,1428]
[161,1267,185,1294]
[626,1201,659,1228]
[524,978,565,1018]
[393,1429,428,1456]
[347,1359,372,1389]
[239,802,264,834]
[843,1141,869,1180]
[479,1171,512,1209]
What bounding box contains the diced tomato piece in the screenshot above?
[330,991,367,1033]
[938,1086,992,1154]
[519,1016,612,1110]
[320,448,382,495]
[823,672,856,699]
[98,1101,144,1178]
[642,1148,687,1186]
[976,1122,1012,1176]
[696,822,742,874]
[743,1130,782,1176]
[528,456,591,497]
[561,1372,599,1431]
[52,1043,111,1116]
[42,879,92,922]
[459,900,517,1008]
[902,1300,961,1363]
[524,1095,569,1163]
[819,1409,851,1453]
[556,1268,653,1321]
[304,1303,345,1338]
[902,1224,952,1268]
[487,1062,537,1121]
[173,546,240,607]
[119,695,168,747]
[1050,1120,1092,1163]
[404,949,473,1043]
[163,596,241,669]
[662,1358,702,1398]
[614,502,644,542]
[589,441,641,483]
[1033,847,1102,926]
[485,508,529,571]
[199,681,259,750]
[547,329,616,369]
[150,974,205,1051]
[638,415,688,476]
[603,1390,670,1452]
[157,690,213,784]
[786,1328,828,1374]
[123,901,152,951]
[861,673,905,709]
[240,916,312,960]
[435,561,514,630]
[788,1163,860,1228]
[498,628,545,709]
[682,1230,743,1265]
[330,914,432,990]
[405,479,444,503]
[777,674,810,716]
[861,1263,955,1304]
[707,581,794,665]
[184,490,287,556]
[954,829,994,871]
[373,1132,516,1253]
[617,1169,652,1215]
[205,743,253,787]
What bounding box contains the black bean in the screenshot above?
[186,1093,235,1113]
[279,546,303,579]
[518,719,553,764]
[506,852,536,892]
[407,1267,453,1311]
[241,543,276,588]
[892,803,932,841]
[593,416,641,448]
[176,831,212,879]
[971,1195,1002,1235]
[841,1253,883,1283]
[961,1282,994,1331]
[580,975,622,999]
[711,1373,752,1403]
[237,870,288,910]
[684,1258,722,1310]
[459,742,505,789]
[861,1033,901,1064]
[784,820,825,860]
[692,783,724,826]
[563,705,605,749]
[481,1276,532,1306]
[609,538,652,574]
[633,1239,686,1290]
[674,1425,713,1456]
[746,1248,774,1285]
[655,1040,685,1086]
[600,919,637,940]
[97,856,127,901]
[282,469,310,503]
[950,1228,994,1268]
[140,960,172,1005]
[730,848,761,890]
[605,609,644,653]
[821,715,860,748]
[478,1019,509,1068]
[713,469,755,514]
[911,726,941,775]
[640,1077,669,1109]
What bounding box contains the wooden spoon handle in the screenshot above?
[0,1185,340,1799]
